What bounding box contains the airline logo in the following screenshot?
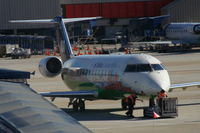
[193,24,200,34]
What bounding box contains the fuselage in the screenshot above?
[61,54,170,100]
[165,23,200,45]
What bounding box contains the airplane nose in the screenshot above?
[148,71,170,94]
[152,80,170,93]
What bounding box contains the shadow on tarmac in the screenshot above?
[61,102,200,121]
[62,107,151,121]
[152,49,200,56]
[178,102,200,107]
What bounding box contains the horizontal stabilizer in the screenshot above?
[10,16,101,24]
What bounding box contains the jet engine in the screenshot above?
[193,24,200,34]
[38,56,62,77]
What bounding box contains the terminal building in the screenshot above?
[0,0,200,49]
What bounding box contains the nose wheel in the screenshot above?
[72,99,85,112]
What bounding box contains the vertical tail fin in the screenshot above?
[53,16,74,62]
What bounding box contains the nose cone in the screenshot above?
[152,79,170,93]
[148,70,170,94]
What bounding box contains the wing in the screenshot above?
[0,81,92,133]
[132,41,172,45]
[40,90,98,99]
[169,82,200,92]
[132,40,188,45]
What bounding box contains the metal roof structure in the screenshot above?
[0,69,31,79]
[0,81,92,133]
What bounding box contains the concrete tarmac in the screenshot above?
[1,51,200,133]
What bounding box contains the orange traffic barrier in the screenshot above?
[95,50,100,54]
[125,49,129,54]
[53,51,56,56]
[73,46,78,51]
[87,51,92,55]
[45,49,50,56]
[86,45,92,51]
[77,51,82,56]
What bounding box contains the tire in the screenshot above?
[73,101,79,112]
[79,99,85,112]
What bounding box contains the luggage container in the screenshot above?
[144,97,178,118]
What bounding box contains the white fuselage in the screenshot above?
[165,23,200,45]
[61,54,170,98]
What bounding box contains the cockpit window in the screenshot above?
[124,64,152,72]
[151,64,165,71]
[124,65,137,72]
[137,64,152,72]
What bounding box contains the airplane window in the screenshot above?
[124,64,152,72]
[137,64,152,72]
[124,65,137,72]
[151,64,165,71]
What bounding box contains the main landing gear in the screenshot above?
[69,98,85,112]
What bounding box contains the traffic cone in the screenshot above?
[153,112,160,119]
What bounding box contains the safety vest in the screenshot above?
[157,92,167,100]
[127,95,136,104]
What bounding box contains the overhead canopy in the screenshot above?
[0,69,31,79]
[0,81,92,133]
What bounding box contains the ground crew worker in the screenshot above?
[125,94,137,118]
[157,90,168,107]
[157,90,168,100]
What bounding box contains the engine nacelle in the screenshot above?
[193,24,200,34]
[38,56,62,78]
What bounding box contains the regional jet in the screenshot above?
[165,23,200,45]
[10,17,200,111]
[132,16,200,51]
